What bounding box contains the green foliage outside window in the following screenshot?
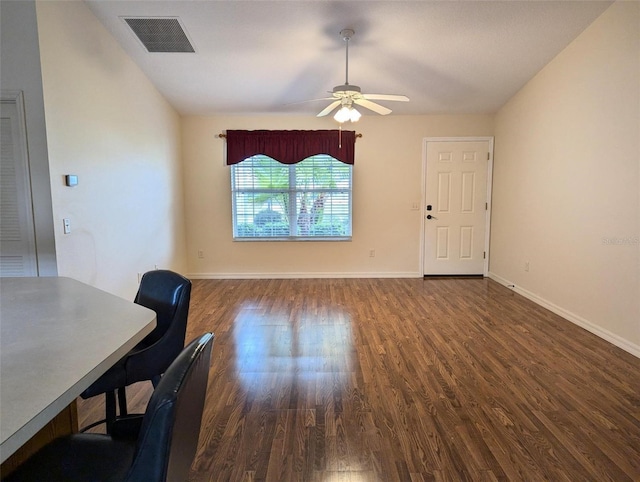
[231,155,352,240]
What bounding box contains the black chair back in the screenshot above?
[125,270,191,384]
[126,332,214,482]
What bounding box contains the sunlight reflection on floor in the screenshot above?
[232,303,354,389]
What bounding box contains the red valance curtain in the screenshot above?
[225,130,355,165]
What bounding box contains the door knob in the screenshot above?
[426,214,437,220]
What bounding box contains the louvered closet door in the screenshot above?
[1,94,38,277]
[423,140,489,275]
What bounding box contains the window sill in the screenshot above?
[232,237,352,242]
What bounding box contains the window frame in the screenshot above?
[230,155,352,242]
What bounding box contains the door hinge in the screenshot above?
[487,152,490,161]
[485,202,488,210]
[483,252,486,259]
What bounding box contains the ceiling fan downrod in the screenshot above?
[340,29,355,86]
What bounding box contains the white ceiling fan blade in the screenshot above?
[286,97,335,106]
[317,100,342,117]
[362,94,410,102]
[354,99,392,115]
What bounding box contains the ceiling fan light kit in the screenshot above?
[312,29,409,123]
[334,105,362,123]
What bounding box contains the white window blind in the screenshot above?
[231,155,352,240]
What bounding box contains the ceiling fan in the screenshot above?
[310,29,409,123]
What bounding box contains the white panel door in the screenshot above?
[0,93,38,277]
[423,140,489,275]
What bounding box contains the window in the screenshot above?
[231,155,352,240]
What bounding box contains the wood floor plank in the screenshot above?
[77,278,640,481]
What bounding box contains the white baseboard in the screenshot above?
[488,272,640,359]
[187,271,423,280]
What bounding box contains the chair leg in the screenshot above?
[105,390,116,433]
[117,387,128,417]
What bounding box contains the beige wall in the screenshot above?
[36,1,187,298]
[491,1,640,353]
[183,114,493,278]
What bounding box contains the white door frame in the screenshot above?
[420,137,494,277]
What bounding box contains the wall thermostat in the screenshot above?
[65,175,78,187]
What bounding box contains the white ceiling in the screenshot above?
[85,0,612,117]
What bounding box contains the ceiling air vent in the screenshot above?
[123,17,195,53]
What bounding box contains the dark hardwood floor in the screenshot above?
[78,278,640,481]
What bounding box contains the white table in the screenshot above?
[0,277,156,463]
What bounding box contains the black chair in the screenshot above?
[80,270,192,433]
[4,333,214,482]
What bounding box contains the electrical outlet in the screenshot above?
[137,272,143,283]
[197,250,204,259]
[369,249,375,257]
[524,261,530,272]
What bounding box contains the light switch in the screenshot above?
[63,218,71,234]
